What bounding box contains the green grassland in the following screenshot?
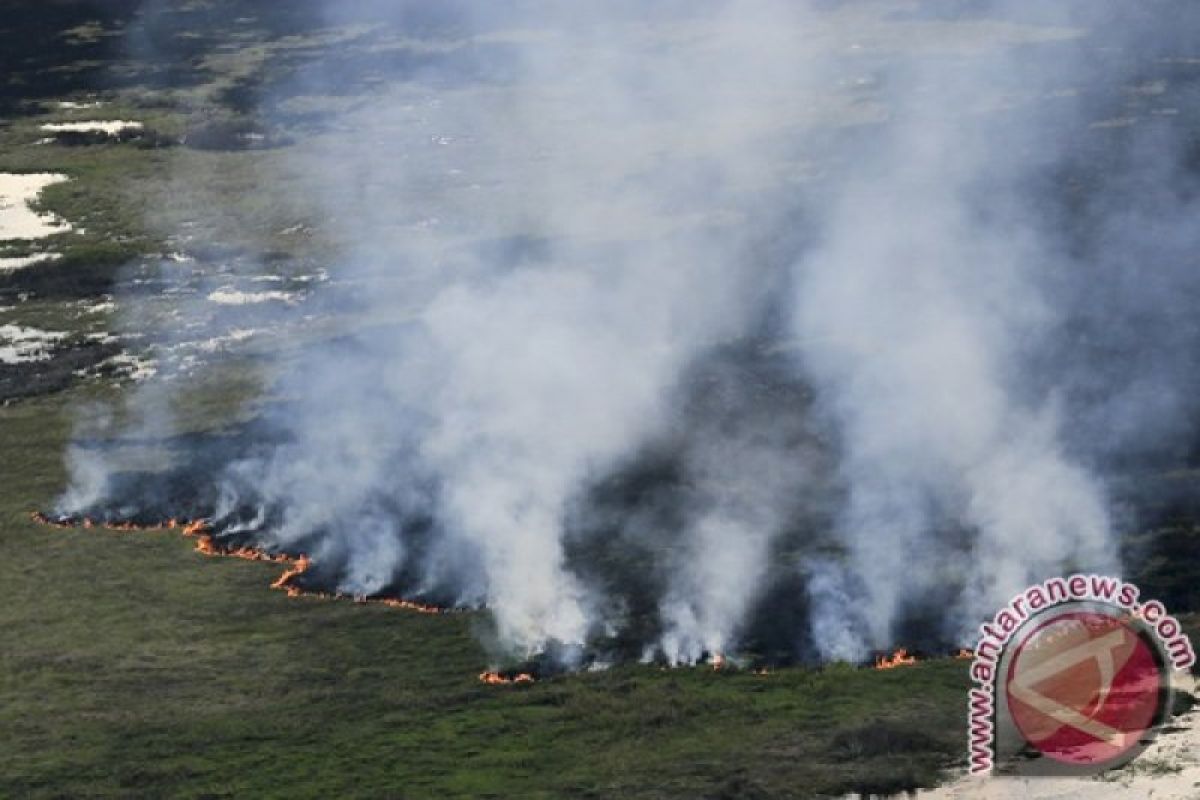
[2,391,1196,799]
[0,390,975,799]
[3,2,1200,798]
[1,5,974,797]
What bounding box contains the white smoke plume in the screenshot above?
[792,107,1114,654]
[791,3,1200,656]
[190,0,820,657]
[59,1,1200,665]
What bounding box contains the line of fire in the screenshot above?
[30,510,976,683]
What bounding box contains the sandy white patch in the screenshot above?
[56,100,105,110]
[0,252,62,271]
[914,675,1199,800]
[40,120,143,136]
[208,287,298,305]
[0,173,71,240]
[0,324,66,364]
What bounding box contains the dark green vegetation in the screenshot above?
[1,391,974,799]
[4,2,1200,798]
[1,390,1194,798]
[0,7,973,792]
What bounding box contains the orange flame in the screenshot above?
[954,648,974,660]
[363,596,446,614]
[31,511,183,533]
[30,511,74,529]
[270,554,312,597]
[874,647,918,670]
[31,512,449,614]
[478,671,535,685]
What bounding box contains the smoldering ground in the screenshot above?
[56,0,1200,666]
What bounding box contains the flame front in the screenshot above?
[28,512,972,683]
[30,512,447,614]
[874,647,918,670]
[269,553,312,596]
[478,671,535,685]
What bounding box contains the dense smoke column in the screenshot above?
[790,79,1117,653]
[793,1,1200,656]
[56,1,1200,664]
[123,0,823,659]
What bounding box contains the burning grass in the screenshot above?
[29,508,984,697]
[28,511,451,615]
[478,670,536,685]
[9,456,984,799]
[28,512,986,685]
[1,5,1197,798]
[874,647,918,670]
[6,325,1200,800]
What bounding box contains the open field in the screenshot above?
[1,390,978,799]
[3,2,1200,798]
[1,8,972,795]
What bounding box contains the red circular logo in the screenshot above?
[1004,609,1164,766]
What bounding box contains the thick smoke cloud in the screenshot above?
[61,0,1200,665]
[791,50,1111,655]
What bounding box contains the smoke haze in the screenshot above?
[61,0,1200,665]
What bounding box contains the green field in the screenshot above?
[1,390,976,799]
[1,7,972,796]
[3,2,1200,798]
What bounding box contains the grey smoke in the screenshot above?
[199,0,817,656]
[60,1,1200,664]
[790,59,1115,654]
